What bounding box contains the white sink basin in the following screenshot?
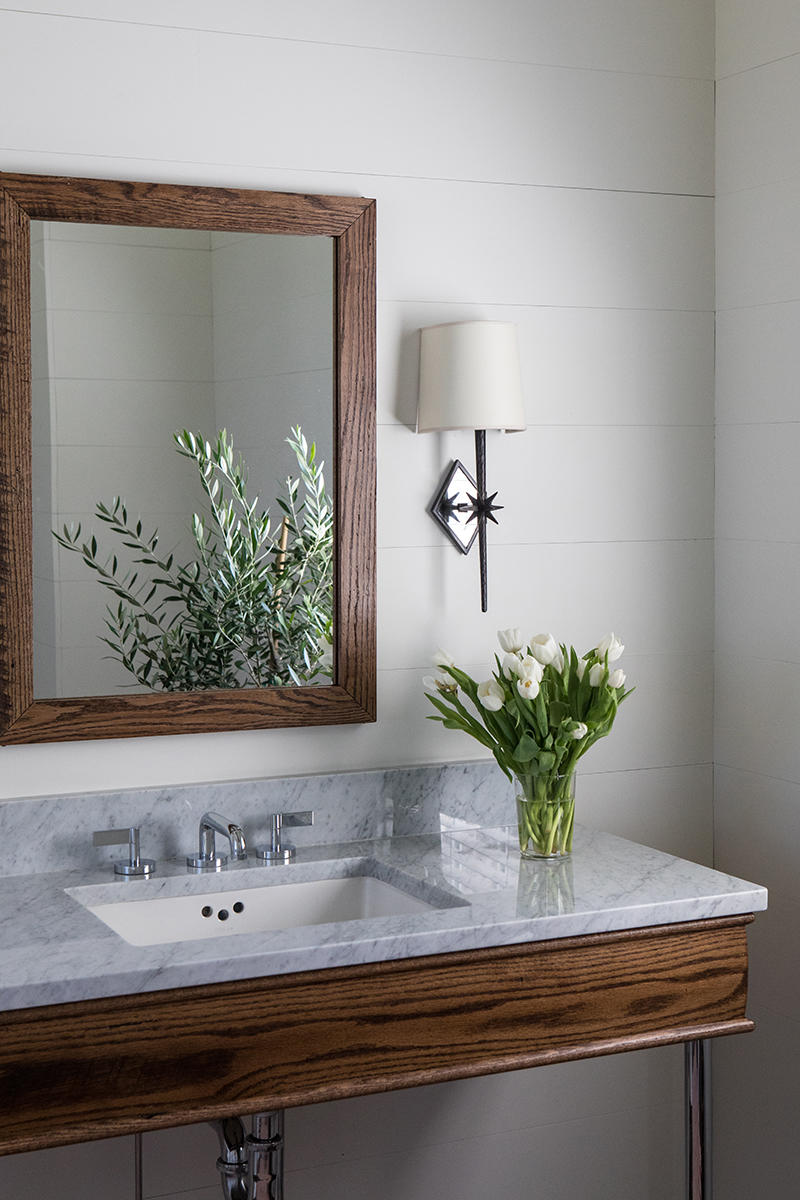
[80,874,440,947]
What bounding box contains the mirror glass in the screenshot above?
[29,220,334,699]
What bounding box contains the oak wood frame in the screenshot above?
[0,916,754,1156]
[0,172,376,742]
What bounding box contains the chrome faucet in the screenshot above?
[256,810,314,864]
[187,812,247,871]
[93,826,156,878]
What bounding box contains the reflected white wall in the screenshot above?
[31,221,215,696]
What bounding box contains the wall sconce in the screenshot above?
[417,321,526,612]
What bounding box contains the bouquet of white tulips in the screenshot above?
[424,630,633,858]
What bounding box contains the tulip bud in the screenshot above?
[608,668,626,689]
[501,652,523,680]
[497,628,525,654]
[530,633,560,666]
[589,662,605,687]
[596,633,624,663]
[518,655,544,683]
[570,721,588,740]
[477,679,505,711]
[423,673,457,695]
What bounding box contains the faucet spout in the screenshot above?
[200,812,247,860]
[187,811,247,870]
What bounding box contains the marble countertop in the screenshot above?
[0,824,767,1012]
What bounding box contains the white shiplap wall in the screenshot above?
[714,2,800,1193]
[0,3,714,1197]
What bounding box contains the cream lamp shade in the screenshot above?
[417,321,526,433]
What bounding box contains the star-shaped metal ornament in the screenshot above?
[465,490,504,526]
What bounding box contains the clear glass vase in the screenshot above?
[515,772,576,859]
[516,857,575,916]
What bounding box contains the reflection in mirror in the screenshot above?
[29,221,334,698]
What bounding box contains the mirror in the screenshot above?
[0,173,376,743]
[30,221,335,698]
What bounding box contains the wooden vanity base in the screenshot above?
[0,915,753,1155]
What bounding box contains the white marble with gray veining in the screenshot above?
[0,761,505,879]
[0,820,767,1012]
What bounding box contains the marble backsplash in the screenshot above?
[0,760,512,878]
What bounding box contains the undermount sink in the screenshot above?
[72,873,444,947]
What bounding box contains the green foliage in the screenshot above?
[53,427,333,691]
[425,638,633,793]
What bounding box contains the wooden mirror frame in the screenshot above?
[0,172,376,743]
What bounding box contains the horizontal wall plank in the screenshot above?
[717,56,800,195]
[378,424,715,548]
[715,654,800,784]
[379,540,713,669]
[380,301,714,429]
[715,423,800,542]
[1,2,715,79]
[717,0,800,78]
[285,1100,686,1200]
[716,540,800,663]
[0,11,712,195]
[714,764,800,903]
[374,180,713,309]
[717,303,800,423]
[717,179,800,309]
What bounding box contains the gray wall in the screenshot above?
[714,2,800,1194]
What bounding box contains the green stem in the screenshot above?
[515,772,575,858]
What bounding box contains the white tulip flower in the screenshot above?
[501,652,523,680]
[497,628,525,654]
[477,679,505,711]
[589,661,605,687]
[608,668,626,689]
[423,672,457,695]
[530,633,560,667]
[432,648,455,669]
[596,633,624,663]
[570,721,589,740]
[516,674,540,701]
[519,655,544,683]
[576,658,587,681]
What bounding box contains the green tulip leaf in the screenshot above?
[513,732,540,762]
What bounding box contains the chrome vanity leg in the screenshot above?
[134,1132,143,1200]
[685,1039,711,1200]
[248,1110,285,1200]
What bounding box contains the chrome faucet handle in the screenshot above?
[93,826,156,878]
[256,810,314,864]
[187,811,247,872]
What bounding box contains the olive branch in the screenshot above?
[53,426,333,691]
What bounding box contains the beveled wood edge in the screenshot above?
[3,1019,756,1157]
[0,685,373,744]
[0,174,377,742]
